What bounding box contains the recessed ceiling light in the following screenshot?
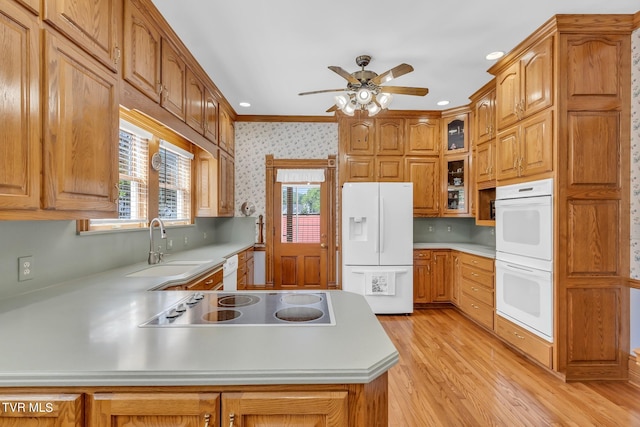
[485,51,505,61]
[437,100,450,106]
[239,101,251,108]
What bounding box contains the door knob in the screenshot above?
[320,243,326,248]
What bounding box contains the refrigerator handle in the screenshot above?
[374,194,380,254]
[380,196,385,253]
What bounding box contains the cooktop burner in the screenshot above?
[141,291,335,327]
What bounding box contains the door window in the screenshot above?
[281,184,321,243]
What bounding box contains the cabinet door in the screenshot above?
[475,141,494,185]
[375,118,404,155]
[495,125,520,181]
[219,107,233,154]
[343,156,375,182]
[0,0,40,210]
[341,119,375,156]
[520,36,553,119]
[443,114,468,153]
[123,0,161,102]
[413,251,431,303]
[44,0,118,71]
[451,253,460,305]
[520,109,553,178]
[375,157,403,181]
[405,118,439,156]
[405,157,439,215]
[195,147,218,217]
[222,391,348,427]
[43,31,119,214]
[161,39,186,120]
[204,89,219,143]
[431,251,451,302]
[443,155,469,215]
[218,150,234,216]
[0,394,83,427]
[185,67,205,133]
[88,392,220,427]
[495,61,520,130]
[475,89,495,144]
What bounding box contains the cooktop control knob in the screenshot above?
[175,303,187,313]
[165,309,182,319]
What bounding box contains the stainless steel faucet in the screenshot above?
[148,217,167,264]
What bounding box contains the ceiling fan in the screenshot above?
[298,54,429,116]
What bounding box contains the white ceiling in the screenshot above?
[152,0,637,117]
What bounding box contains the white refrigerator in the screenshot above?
[342,182,413,314]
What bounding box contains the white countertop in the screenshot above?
[413,242,496,258]
[0,243,398,387]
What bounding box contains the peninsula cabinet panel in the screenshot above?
[43,31,119,215]
[123,0,161,103]
[88,392,220,427]
[43,0,119,71]
[405,157,439,216]
[495,36,553,130]
[0,0,40,211]
[405,117,440,155]
[375,118,404,155]
[160,38,186,121]
[221,391,348,427]
[0,393,83,427]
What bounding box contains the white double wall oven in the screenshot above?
[495,178,554,342]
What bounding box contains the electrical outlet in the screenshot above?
[428,226,434,232]
[18,256,34,281]
[490,228,495,236]
[447,225,452,232]
[167,239,173,250]
[183,236,188,246]
[203,232,207,240]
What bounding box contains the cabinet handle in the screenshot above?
[513,331,525,340]
[204,413,211,427]
[229,413,235,427]
[471,287,478,292]
[157,82,163,96]
[114,46,121,65]
[204,279,214,285]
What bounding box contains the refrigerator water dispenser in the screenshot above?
[348,217,368,241]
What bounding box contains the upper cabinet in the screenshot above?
[43,0,119,71]
[0,0,40,211]
[342,118,375,156]
[376,118,404,155]
[160,38,187,121]
[443,113,468,154]
[405,118,440,156]
[495,36,553,130]
[204,88,219,143]
[185,66,206,133]
[123,0,162,102]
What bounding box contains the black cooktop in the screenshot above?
[140,291,334,327]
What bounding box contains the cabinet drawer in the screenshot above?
[496,316,553,369]
[460,279,494,306]
[237,250,247,263]
[461,264,494,289]
[188,268,223,290]
[459,293,493,330]
[459,253,494,272]
[413,250,431,261]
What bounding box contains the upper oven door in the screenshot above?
[495,194,552,262]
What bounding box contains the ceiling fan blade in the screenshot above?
[379,86,429,96]
[298,88,346,96]
[326,105,338,113]
[328,66,361,85]
[370,63,414,85]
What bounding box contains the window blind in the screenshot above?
[158,140,192,225]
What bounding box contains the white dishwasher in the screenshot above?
[223,254,239,291]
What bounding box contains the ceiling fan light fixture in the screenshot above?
[342,101,356,116]
[335,93,350,110]
[356,88,373,105]
[377,93,393,109]
[367,101,381,116]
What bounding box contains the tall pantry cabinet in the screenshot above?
[489,15,632,380]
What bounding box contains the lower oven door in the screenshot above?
[495,259,553,342]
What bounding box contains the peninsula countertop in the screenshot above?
[0,243,397,387]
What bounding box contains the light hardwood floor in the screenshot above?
[378,308,640,427]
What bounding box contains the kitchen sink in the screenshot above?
[126,263,206,278]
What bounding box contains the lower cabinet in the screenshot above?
[0,393,83,427]
[495,316,553,369]
[457,252,495,330]
[162,266,223,291]
[413,249,450,304]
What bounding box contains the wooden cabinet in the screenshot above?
[237,248,255,290]
[442,155,470,216]
[495,108,553,181]
[475,141,495,185]
[222,391,348,427]
[43,30,119,215]
[405,157,439,216]
[495,36,553,130]
[405,117,440,156]
[185,67,205,134]
[375,157,403,181]
[162,266,223,291]
[0,393,83,427]
[342,156,375,182]
[457,253,495,331]
[219,107,235,155]
[342,118,375,156]
[413,250,450,304]
[123,0,161,103]
[474,87,496,145]
[375,118,404,155]
[204,88,219,143]
[218,149,235,217]
[160,38,186,121]
[442,112,468,153]
[88,392,220,427]
[0,0,40,211]
[195,147,218,217]
[496,316,553,369]
[451,252,461,305]
[43,0,119,71]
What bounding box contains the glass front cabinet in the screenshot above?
[443,154,469,215]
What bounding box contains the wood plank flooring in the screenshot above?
[378,308,640,427]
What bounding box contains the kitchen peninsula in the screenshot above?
[0,244,396,426]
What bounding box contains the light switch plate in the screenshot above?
[18,256,34,281]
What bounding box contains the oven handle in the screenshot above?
[494,196,551,207]
[496,260,552,278]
